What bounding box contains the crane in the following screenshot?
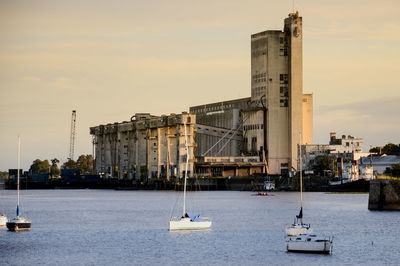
[69,110,76,161]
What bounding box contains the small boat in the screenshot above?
[264,180,275,191]
[169,121,211,231]
[7,136,31,232]
[0,214,7,227]
[251,192,274,196]
[286,234,333,254]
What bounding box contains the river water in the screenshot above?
[0,190,399,265]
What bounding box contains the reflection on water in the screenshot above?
[0,190,399,265]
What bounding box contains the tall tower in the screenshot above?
[285,11,303,172]
[69,110,77,160]
[248,11,304,175]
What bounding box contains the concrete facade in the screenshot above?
[90,113,196,180]
[302,94,313,145]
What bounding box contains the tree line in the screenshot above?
[369,143,400,156]
[29,155,94,177]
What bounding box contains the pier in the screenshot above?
[368,179,400,210]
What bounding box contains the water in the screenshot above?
[0,190,399,265]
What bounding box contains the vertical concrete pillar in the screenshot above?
[157,128,161,178]
[232,108,240,156]
[166,126,171,181]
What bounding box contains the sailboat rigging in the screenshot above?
[285,134,311,236]
[169,120,211,231]
[285,134,333,254]
[6,136,31,231]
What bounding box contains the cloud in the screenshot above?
[315,97,400,146]
[21,76,41,81]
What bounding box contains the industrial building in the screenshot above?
[90,112,264,179]
[90,12,313,178]
[191,11,312,175]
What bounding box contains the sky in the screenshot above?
[1,0,399,171]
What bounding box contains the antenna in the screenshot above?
[69,110,77,161]
[299,132,303,208]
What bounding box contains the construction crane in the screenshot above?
[69,110,76,161]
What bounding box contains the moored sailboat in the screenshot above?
[285,134,333,254]
[169,121,211,231]
[285,135,311,236]
[6,136,31,232]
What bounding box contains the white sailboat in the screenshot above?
[6,136,31,231]
[285,135,311,236]
[169,122,211,231]
[285,134,333,254]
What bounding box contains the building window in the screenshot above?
[280,99,288,107]
[280,74,288,84]
[251,137,257,152]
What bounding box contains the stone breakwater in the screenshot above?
[368,179,400,210]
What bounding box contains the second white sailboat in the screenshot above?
[169,121,211,231]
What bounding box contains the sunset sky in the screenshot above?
[1,0,399,170]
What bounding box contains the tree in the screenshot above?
[62,159,77,170]
[0,171,8,179]
[385,163,400,177]
[370,143,400,155]
[50,158,61,177]
[392,164,400,177]
[310,155,335,176]
[29,159,51,174]
[369,147,381,154]
[382,143,400,155]
[61,155,94,174]
[76,155,95,174]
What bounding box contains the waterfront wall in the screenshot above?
[368,179,400,210]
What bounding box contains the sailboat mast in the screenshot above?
[17,136,20,214]
[299,133,303,208]
[183,122,189,217]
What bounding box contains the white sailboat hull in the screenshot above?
[169,218,212,231]
[286,235,332,254]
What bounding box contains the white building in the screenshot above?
[301,132,373,180]
[359,155,400,175]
